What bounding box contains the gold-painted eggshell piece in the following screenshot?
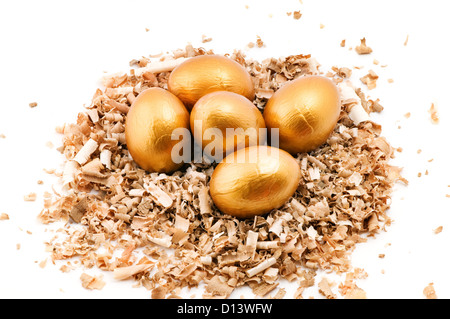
[125,87,190,173]
[168,55,255,109]
[209,145,300,219]
[190,91,266,160]
[263,75,341,154]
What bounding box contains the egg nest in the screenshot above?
[39,45,406,299]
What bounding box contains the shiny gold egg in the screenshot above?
[167,54,255,110]
[263,75,341,154]
[125,87,190,173]
[209,145,300,219]
[190,91,266,160]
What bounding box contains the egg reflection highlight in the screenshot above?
[209,145,300,219]
[125,87,190,173]
[263,75,341,154]
[168,54,255,110]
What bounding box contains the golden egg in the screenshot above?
[167,54,255,110]
[125,87,190,173]
[190,91,266,161]
[209,145,300,219]
[263,75,341,154]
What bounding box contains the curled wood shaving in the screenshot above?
[144,181,173,208]
[339,268,367,299]
[73,139,98,165]
[151,286,167,299]
[423,282,437,299]
[248,281,278,297]
[360,70,378,90]
[113,262,154,280]
[344,286,366,299]
[82,158,105,178]
[246,257,277,277]
[80,273,106,290]
[355,38,372,55]
[339,81,371,124]
[404,35,409,46]
[204,275,234,298]
[133,57,189,76]
[106,99,130,114]
[24,193,37,202]
[318,277,337,299]
[202,34,212,43]
[39,46,402,299]
[69,196,88,223]
[262,267,279,284]
[100,149,112,169]
[271,288,286,299]
[256,36,265,48]
[429,103,439,124]
[287,11,302,20]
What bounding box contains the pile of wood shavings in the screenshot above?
[38,45,406,299]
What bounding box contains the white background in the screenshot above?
[1,0,450,299]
